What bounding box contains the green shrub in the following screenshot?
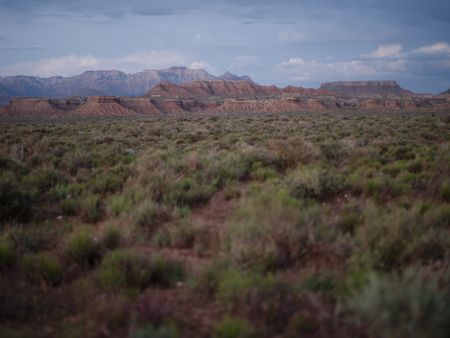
[102,223,122,250]
[0,175,33,223]
[65,228,103,266]
[300,273,338,299]
[0,238,17,271]
[92,174,123,194]
[224,189,325,270]
[216,269,276,308]
[286,314,319,336]
[131,324,178,338]
[133,201,164,227]
[320,141,348,164]
[166,177,214,208]
[269,136,316,168]
[21,253,62,286]
[288,168,348,201]
[80,194,103,223]
[440,180,450,202]
[336,201,363,234]
[47,184,70,202]
[150,255,185,287]
[58,198,79,216]
[152,228,172,248]
[24,168,66,194]
[250,166,278,182]
[109,195,131,216]
[347,273,450,338]
[98,250,184,290]
[352,204,448,271]
[423,205,450,228]
[170,224,195,249]
[7,224,60,253]
[213,316,255,338]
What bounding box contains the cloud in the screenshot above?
[0,55,100,77]
[0,46,43,51]
[276,41,450,84]
[277,31,304,44]
[0,51,192,77]
[364,44,403,58]
[414,42,450,54]
[276,57,377,81]
[115,51,188,70]
[231,55,259,70]
[189,61,218,74]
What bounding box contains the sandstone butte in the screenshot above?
[1,80,449,119]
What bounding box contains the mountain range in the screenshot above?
[0,66,251,106]
[2,79,449,119]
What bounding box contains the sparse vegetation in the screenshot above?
[0,112,449,337]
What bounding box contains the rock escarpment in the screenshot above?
[1,80,449,119]
[320,81,414,97]
[0,67,252,106]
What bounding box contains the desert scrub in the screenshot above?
[7,223,62,253]
[346,272,450,338]
[223,189,326,270]
[335,199,364,235]
[97,250,184,291]
[320,141,349,165]
[0,237,17,271]
[287,167,348,201]
[215,268,298,333]
[440,179,450,201]
[351,204,449,271]
[80,194,104,223]
[131,323,178,338]
[21,253,62,286]
[133,200,171,228]
[0,173,33,223]
[267,136,317,168]
[213,316,255,338]
[101,223,122,250]
[215,269,276,308]
[166,177,215,208]
[65,227,103,266]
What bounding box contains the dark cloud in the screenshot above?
[1,0,448,21]
[0,46,43,51]
[0,0,449,92]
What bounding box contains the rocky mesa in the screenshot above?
[1,79,449,119]
[320,81,415,97]
[0,67,251,106]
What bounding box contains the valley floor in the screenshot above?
[1,111,449,338]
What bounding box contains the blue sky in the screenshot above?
[0,0,449,93]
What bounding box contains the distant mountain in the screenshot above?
[440,88,450,95]
[147,80,334,99]
[320,81,414,97]
[0,67,252,105]
[3,80,450,119]
[147,80,279,98]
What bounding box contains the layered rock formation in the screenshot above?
[0,67,251,106]
[1,80,449,119]
[320,81,414,97]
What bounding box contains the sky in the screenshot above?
[0,0,449,93]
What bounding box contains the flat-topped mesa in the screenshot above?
[2,98,64,117]
[147,80,280,99]
[320,81,414,97]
